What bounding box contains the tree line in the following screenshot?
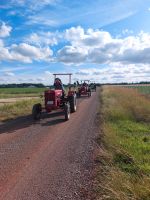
[0,83,45,88]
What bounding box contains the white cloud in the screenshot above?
[4,72,15,76]
[72,63,150,83]
[122,29,133,35]
[0,63,149,84]
[0,22,12,38]
[26,32,60,46]
[116,48,150,64]
[0,25,150,84]
[27,15,58,26]
[65,26,112,47]
[57,46,88,64]
[0,42,53,63]
[11,0,58,10]
[57,27,150,65]
[45,71,52,76]
[10,43,53,63]
[0,40,12,60]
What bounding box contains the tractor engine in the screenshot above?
[45,90,63,112]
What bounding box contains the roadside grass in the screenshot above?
[0,98,42,121]
[96,86,150,200]
[0,88,46,98]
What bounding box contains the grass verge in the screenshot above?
[0,98,42,121]
[95,86,150,200]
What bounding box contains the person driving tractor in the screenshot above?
[54,78,65,96]
[83,81,88,87]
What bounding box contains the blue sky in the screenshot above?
[0,0,150,84]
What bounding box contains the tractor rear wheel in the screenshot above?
[64,103,70,121]
[32,103,42,120]
[69,94,77,113]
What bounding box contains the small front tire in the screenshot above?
[69,94,77,113]
[64,103,70,121]
[32,103,42,120]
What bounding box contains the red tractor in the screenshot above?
[77,80,91,97]
[32,73,77,121]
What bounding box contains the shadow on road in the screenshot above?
[0,111,65,134]
[0,96,85,134]
[41,118,65,126]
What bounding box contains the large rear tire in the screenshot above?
[32,103,42,120]
[64,103,70,121]
[69,94,77,113]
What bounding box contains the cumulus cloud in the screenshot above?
[0,42,53,63]
[56,26,150,65]
[0,40,12,60]
[0,22,12,37]
[57,46,88,64]
[116,48,150,64]
[26,32,60,46]
[65,26,112,47]
[1,25,150,66]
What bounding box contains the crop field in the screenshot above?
[0,87,46,121]
[0,87,47,99]
[125,85,150,95]
[96,86,150,200]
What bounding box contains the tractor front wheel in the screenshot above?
[32,103,42,120]
[69,94,77,113]
[64,103,70,121]
[88,91,91,97]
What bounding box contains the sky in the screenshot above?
[0,0,150,85]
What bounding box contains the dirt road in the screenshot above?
[0,91,99,200]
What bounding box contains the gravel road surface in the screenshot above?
[0,91,99,200]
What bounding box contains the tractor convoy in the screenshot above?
[32,74,96,121]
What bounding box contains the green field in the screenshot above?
[96,86,150,200]
[0,87,47,98]
[127,85,150,95]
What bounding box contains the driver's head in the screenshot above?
[55,78,62,85]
